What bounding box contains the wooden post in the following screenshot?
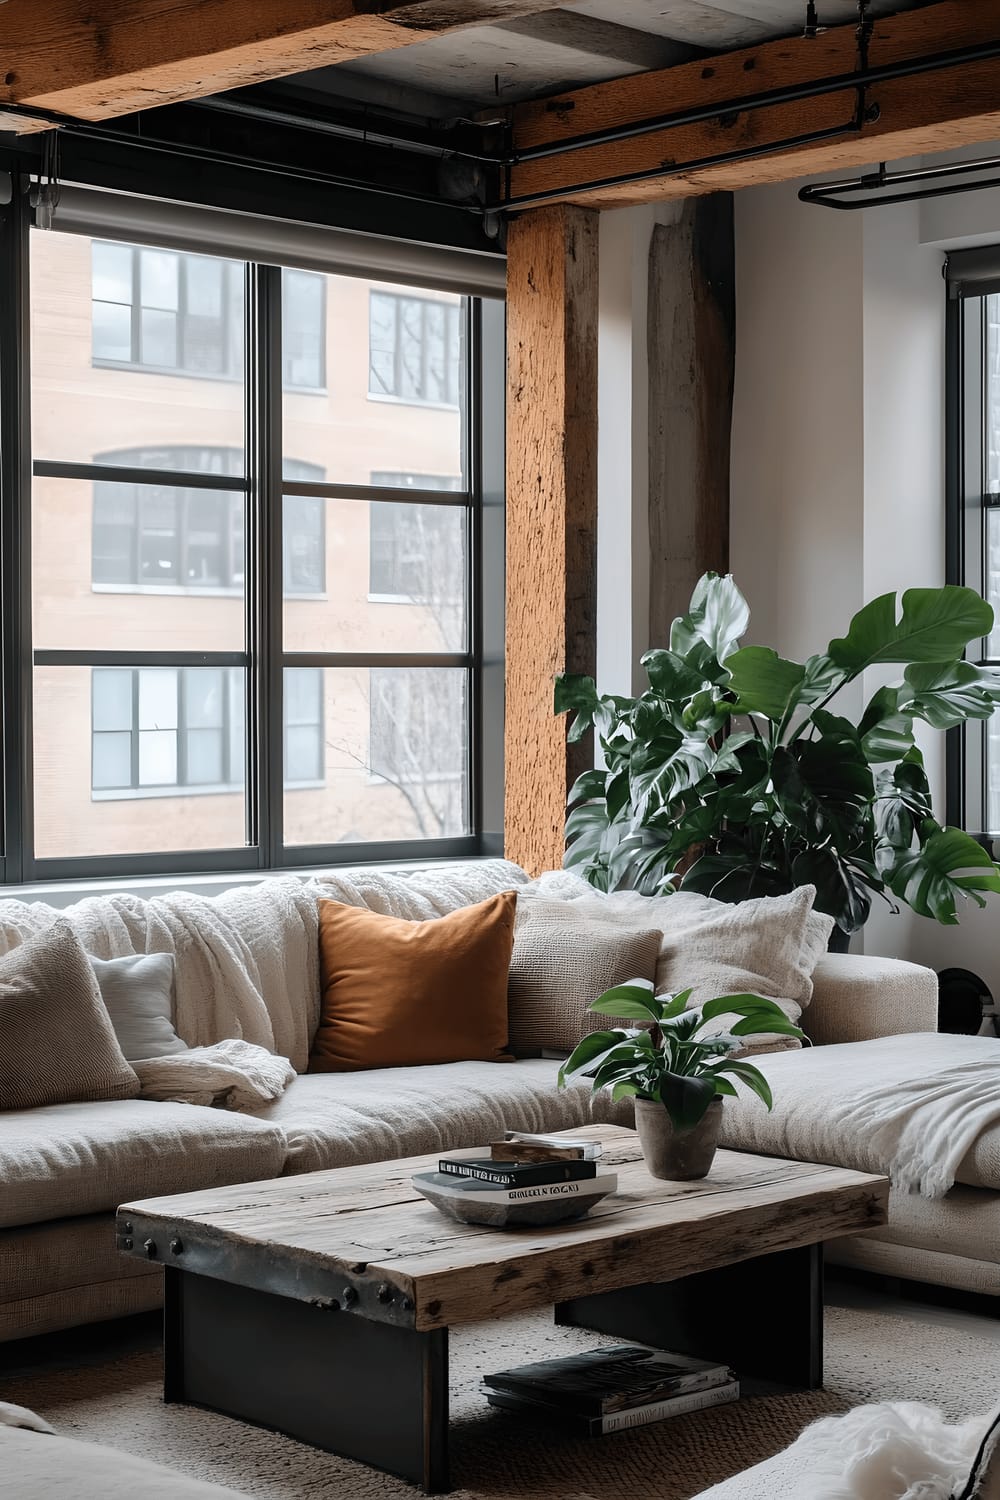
[647,194,735,646]
[505,204,599,877]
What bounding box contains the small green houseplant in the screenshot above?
[558,981,801,1180]
[556,574,1000,937]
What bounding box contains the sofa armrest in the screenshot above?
[802,953,938,1045]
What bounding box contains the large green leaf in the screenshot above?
[828,587,993,673]
[858,685,916,763]
[590,984,662,1022]
[791,846,872,933]
[669,573,750,665]
[772,738,873,847]
[901,661,1000,730]
[657,1072,718,1132]
[711,1058,774,1111]
[726,647,806,719]
[699,994,790,1024]
[641,649,712,702]
[882,825,1000,924]
[681,851,792,903]
[796,653,849,706]
[567,767,608,807]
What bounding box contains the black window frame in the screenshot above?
[0,175,505,884]
[946,252,1000,842]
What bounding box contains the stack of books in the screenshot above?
[411,1134,617,1226]
[483,1345,739,1435]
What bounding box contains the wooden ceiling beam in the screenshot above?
[0,0,570,134]
[506,0,1000,209]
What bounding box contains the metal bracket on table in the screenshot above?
[116,1215,416,1327]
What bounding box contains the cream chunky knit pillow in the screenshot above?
[507,898,661,1055]
[0,920,140,1110]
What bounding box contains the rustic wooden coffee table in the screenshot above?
[117,1127,887,1493]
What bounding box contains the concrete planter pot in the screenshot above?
[634,1096,723,1181]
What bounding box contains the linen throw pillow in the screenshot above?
[522,871,832,1024]
[309,890,517,1072]
[0,920,140,1110]
[89,953,188,1062]
[507,896,661,1055]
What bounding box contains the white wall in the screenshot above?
[732,157,1000,992]
[596,202,679,698]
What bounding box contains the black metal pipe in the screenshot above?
[509,35,1000,167]
[495,118,858,214]
[191,94,501,165]
[799,153,1000,210]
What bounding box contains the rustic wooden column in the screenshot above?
[647,194,735,645]
[505,204,599,876]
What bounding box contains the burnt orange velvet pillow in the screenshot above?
[308,891,518,1072]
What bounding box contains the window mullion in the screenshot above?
[0,174,32,881]
[248,263,284,868]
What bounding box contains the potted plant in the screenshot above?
[558,981,800,1180]
[555,574,1000,940]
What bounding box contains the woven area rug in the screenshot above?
[5,1301,1000,1500]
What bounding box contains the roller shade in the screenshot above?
[945,245,1000,300]
[42,184,506,299]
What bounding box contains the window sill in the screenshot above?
[366,393,460,413]
[92,584,244,598]
[4,854,504,908]
[93,780,329,802]
[92,783,244,802]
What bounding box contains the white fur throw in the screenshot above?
[0,1404,54,1434]
[751,1401,995,1500]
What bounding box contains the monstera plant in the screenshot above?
[556,574,1000,936]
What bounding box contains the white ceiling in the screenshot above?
[276,0,935,118]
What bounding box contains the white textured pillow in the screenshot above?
[507,896,661,1055]
[524,872,832,1025]
[89,953,188,1062]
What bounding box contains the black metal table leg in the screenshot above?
[555,1243,824,1390]
[163,1267,450,1492]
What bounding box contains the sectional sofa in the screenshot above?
[0,856,974,1347]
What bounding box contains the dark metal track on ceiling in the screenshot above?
[6,29,1000,218]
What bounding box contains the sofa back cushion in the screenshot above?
[309,891,518,1072]
[89,953,187,1062]
[0,921,140,1110]
[507,897,661,1055]
[523,873,831,1025]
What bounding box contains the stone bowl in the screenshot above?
[411,1171,617,1228]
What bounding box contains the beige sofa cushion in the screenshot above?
[0,922,140,1111]
[254,1060,633,1176]
[0,1426,246,1498]
[718,1033,1000,1192]
[0,1214,157,1306]
[0,1100,287,1229]
[507,899,661,1054]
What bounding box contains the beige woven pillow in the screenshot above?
[507,897,661,1056]
[0,920,140,1110]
